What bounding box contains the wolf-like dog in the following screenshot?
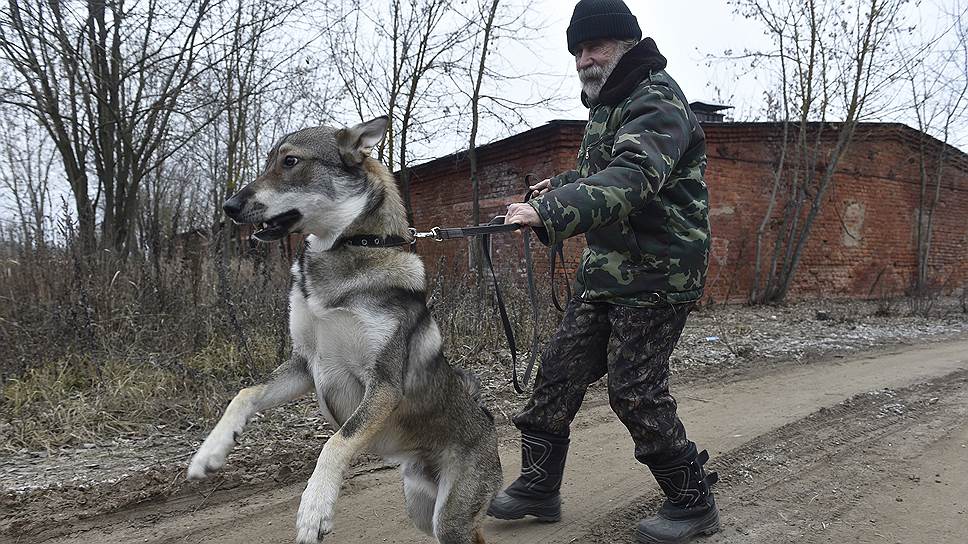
[187,116,503,544]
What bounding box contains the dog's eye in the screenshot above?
[282,156,299,168]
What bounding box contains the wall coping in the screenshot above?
[402,121,968,184]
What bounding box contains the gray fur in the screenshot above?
[188,117,502,544]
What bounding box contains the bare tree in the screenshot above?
[902,2,968,293]
[328,0,563,223]
[319,0,567,232]
[0,109,56,250]
[324,1,463,222]
[461,0,557,226]
[396,0,474,223]
[457,0,561,284]
[0,0,304,256]
[733,0,912,304]
[467,0,502,283]
[1,0,558,262]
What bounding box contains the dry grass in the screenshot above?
[0,228,559,453]
[427,262,562,357]
[0,224,292,452]
[3,221,964,454]
[0,333,286,453]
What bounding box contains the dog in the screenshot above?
[187,116,503,544]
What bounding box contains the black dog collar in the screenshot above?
[331,234,412,250]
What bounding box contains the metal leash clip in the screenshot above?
[408,226,445,242]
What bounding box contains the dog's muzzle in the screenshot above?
[223,191,301,242]
[222,194,247,222]
[252,209,302,241]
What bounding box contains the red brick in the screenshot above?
[404,122,968,302]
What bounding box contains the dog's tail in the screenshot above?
[454,368,494,422]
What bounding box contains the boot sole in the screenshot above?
[635,513,720,544]
[486,504,561,523]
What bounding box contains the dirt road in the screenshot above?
[19,339,968,544]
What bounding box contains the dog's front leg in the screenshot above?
[188,355,311,480]
[295,377,402,543]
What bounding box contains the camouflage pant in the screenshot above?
[513,298,694,466]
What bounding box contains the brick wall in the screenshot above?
[405,121,968,302]
[406,121,588,282]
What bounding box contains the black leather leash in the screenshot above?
[409,183,558,394]
[548,241,571,312]
[478,217,530,393]
[343,178,570,394]
[409,218,521,242]
[521,173,571,313]
[411,213,535,393]
[519,210,541,392]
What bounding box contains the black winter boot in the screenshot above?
[487,430,569,522]
[636,443,720,544]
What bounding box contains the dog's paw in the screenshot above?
[186,431,235,480]
[295,520,332,544]
[295,484,336,544]
[186,452,220,480]
[295,511,333,544]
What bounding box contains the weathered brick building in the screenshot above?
[405,118,968,302]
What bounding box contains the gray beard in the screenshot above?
[579,53,623,103]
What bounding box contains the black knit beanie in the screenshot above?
[567,0,642,54]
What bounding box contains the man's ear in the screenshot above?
[337,116,389,165]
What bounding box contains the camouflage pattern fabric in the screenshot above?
[512,298,694,466]
[531,70,710,307]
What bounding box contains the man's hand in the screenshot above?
[506,203,542,227]
[530,178,552,196]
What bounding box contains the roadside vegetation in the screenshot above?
[0,225,554,453]
[3,223,966,453]
[0,224,286,451]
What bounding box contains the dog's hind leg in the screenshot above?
[401,461,439,535]
[432,449,502,544]
[188,355,312,480]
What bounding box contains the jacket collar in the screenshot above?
[582,38,668,108]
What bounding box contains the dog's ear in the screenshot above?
[337,116,389,165]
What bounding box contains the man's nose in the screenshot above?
[576,51,594,70]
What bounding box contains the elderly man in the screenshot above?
[491,1,718,543]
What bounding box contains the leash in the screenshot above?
[519,173,572,313]
[410,213,536,394]
[408,217,521,242]
[480,215,541,394]
[409,181,566,394]
[345,178,570,394]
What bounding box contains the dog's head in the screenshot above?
[223,116,389,242]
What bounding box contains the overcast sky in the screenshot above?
[2,1,964,230]
[499,0,773,127]
[482,0,966,150]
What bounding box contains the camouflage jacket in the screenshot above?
[529,38,710,307]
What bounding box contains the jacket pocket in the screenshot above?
[622,219,644,256]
